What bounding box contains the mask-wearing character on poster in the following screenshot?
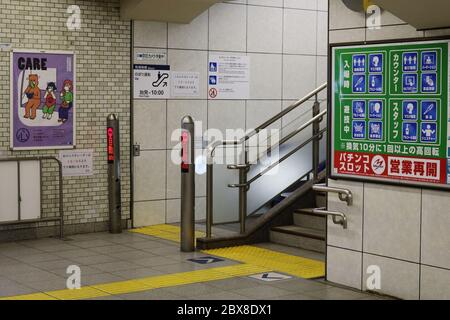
[42,82,57,120]
[23,74,41,120]
[58,80,73,124]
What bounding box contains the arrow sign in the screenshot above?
[187,256,224,265]
[249,272,292,282]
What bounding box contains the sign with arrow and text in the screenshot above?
[133,64,170,99]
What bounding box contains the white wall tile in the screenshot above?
[134,150,166,201]
[208,100,246,135]
[247,6,283,53]
[248,0,282,7]
[421,189,450,270]
[133,100,166,150]
[328,179,363,251]
[317,0,328,11]
[283,9,317,55]
[166,197,207,223]
[283,55,316,100]
[134,20,167,48]
[168,49,208,99]
[327,246,362,290]
[166,150,207,199]
[317,11,328,56]
[363,253,420,300]
[316,56,328,100]
[209,3,247,52]
[168,11,208,50]
[166,100,208,149]
[246,100,282,130]
[249,53,282,99]
[134,200,166,227]
[363,184,421,263]
[284,0,316,10]
[420,265,450,300]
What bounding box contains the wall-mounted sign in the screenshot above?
[10,50,76,150]
[330,40,450,189]
[171,71,200,97]
[59,149,93,177]
[208,54,249,99]
[133,64,170,99]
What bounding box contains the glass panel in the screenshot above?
[212,145,241,224]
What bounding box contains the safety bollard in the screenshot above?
[180,116,195,252]
[107,114,122,234]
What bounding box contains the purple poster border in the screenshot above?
[10,50,76,150]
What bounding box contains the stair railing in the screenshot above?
[205,83,328,238]
[312,184,353,206]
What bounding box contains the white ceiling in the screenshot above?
[120,0,222,24]
[373,0,450,30]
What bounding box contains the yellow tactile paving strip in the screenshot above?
[133,225,325,279]
[130,224,205,242]
[1,224,324,300]
[0,265,269,301]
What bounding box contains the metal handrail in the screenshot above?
[206,83,328,161]
[205,83,328,238]
[300,208,347,229]
[228,127,327,188]
[312,184,353,206]
[0,156,64,239]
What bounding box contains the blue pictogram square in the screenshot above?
[421,122,437,143]
[421,100,438,121]
[402,101,418,121]
[402,122,418,142]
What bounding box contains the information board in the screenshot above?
[330,40,450,189]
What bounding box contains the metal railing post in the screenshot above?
[312,96,320,180]
[180,116,196,252]
[239,149,249,234]
[107,114,122,234]
[206,163,213,238]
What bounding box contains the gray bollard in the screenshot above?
[107,114,122,234]
[180,116,195,252]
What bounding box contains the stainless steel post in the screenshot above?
[107,114,122,234]
[206,163,213,238]
[180,116,195,252]
[312,98,320,180]
[238,167,248,234]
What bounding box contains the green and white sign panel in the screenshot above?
[331,40,450,188]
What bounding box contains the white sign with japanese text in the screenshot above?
[59,149,93,177]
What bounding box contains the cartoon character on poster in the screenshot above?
[11,50,75,150]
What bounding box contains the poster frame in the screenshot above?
[328,36,450,191]
[10,49,76,151]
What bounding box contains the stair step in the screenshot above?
[293,210,326,231]
[315,193,327,208]
[270,225,326,253]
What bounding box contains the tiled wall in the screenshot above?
[0,0,131,236]
[327,0,450,300]
[132,0,329,226]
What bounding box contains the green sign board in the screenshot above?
[331,40,450,188]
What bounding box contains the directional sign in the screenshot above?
[187,256,224,265]
[249,272,292,282]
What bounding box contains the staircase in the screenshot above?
[270,194,326,253]
[197,83,350,252]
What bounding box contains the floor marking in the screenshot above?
[187,256,224,265]
[249,272,292,282]
[132,225,325,279]
[1,224,324,300]
[0,264,270,300]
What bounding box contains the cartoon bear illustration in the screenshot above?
[23,74,41,120]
